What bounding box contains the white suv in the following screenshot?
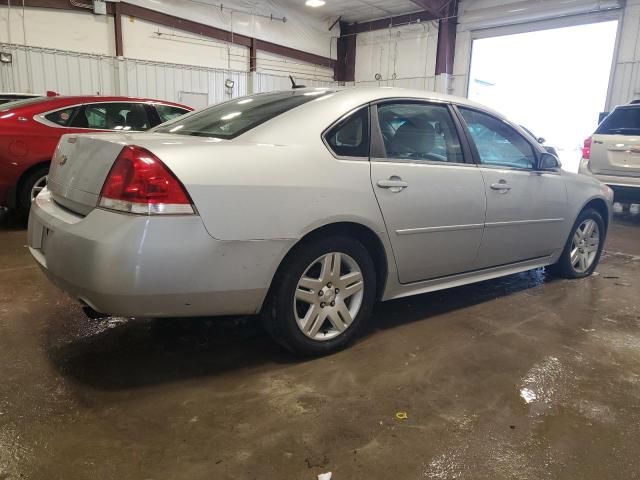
[579,103,640,204]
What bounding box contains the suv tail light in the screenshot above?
[99,145,195,215]
[582,136,592,160]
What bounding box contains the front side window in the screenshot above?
[377,102,464,163]
[324,107,369,157]
[154,90,334,139]
[44,107,80,127]
[155,104,190,123]
[596,107,640,135]
[460,108,536,170]
[70,103,151,131]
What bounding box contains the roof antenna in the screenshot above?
[289,75,306,89]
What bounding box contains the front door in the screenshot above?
[457,107,568,269]
[371,101,487,284]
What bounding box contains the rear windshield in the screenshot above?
[0,97,45,111]
[154,90,333,139]
[596,107,640,135]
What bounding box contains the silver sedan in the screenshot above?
[28,87,613,355]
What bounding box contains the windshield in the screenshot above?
[0,97,46,111]
[596,107,640,135]
[154,90,333,139]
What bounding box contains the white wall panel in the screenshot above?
[0,43,247,105]
[115,57,248,104]
[0,2,335,61]
[256,51,334,82]
[0,44,117,95]
[125,0,336,59]
[255,72,337,93]
[354,22,438,92]
[0,6,114,56]
[122,18,249,71]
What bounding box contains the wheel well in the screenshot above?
[16,161,50,201]
[272,222,389,303]
[583,198,610,232]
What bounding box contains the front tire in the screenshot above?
[553,208,605,278]
[264,236,376,356]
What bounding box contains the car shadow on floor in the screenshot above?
[46,268,554,391]
[0,208,27,231]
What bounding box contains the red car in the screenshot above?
[0,95,192,215]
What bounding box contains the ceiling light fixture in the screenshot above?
[305,0,326,7]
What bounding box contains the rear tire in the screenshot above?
[18,165,49,218]
[263,236,376,356]
[551,208,605,279]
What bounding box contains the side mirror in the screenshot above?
[539,152,561,171]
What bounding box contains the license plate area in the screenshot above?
[41,227,51,254]
[28,219,52,253]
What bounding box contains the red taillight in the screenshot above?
[99,145,195,215]
[582,136,592,160]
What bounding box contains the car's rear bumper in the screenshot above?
[578,163,640,202]
[28,189,294,318]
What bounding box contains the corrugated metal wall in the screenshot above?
[345,76,436,91]
[255,72,339,93]
[0,43,343,105]
[0,43,249,104]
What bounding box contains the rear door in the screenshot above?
[370,100,487,284]
[591,106,640,177]
[456,107,568,269]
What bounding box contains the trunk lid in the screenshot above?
[48,132,233,215]
[48,134,129,215]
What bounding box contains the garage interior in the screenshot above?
[1,0,640,479]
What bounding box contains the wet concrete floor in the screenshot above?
[0,206,639,480]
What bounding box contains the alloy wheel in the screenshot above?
[30,175,47,200]
[293,252,364,341]
[570,219,600,273]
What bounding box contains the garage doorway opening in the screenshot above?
[468,20,619,172]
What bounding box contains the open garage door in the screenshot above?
[467,19,619,172]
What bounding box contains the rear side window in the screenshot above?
[324,108,369,157]
[154,90,333,139]
[596,107,640,135]
[44,107,80,126]
[70,103,151,131]
[155,104,190,123]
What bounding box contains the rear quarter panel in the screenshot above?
[154,141,387,242]
[147,92,390,243]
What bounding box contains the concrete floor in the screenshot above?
[0,207,639,480]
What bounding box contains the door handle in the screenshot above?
[490,181,512,192]
[377,177,408,193]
